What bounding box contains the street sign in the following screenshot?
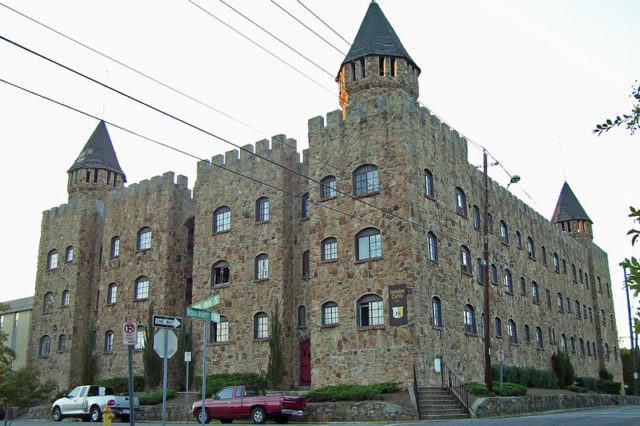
[497,350,505,363]
[153,315,183,329]
[186,306,220,322]
[185,351,191,362]
[153,329,178,359]
[122,322,137,345]
[191,295,220,310]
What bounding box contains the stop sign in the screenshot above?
[153,329,178,359]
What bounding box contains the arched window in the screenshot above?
[301,193,310,218]
[297,305,307,327]
[571,336,576,353]
[65,246,74,262]
[353,164,379,195]
[58,334,67,352]
[464,304,476,334]
[432,297,442,327]
[107,283,117,304]
[508,319,517,344]
[527,238,535,258]
[562,259,567,274]
[321,238,338,261]
[580,338,585,356]
[254,254,269,280]
[110,236,120,257]
[601,309,606,326]
[576,300,581,318]
[473,205,481,229]
[557,293,564,312]
[531,281,539,303]
[589,307,593,322]
[427,232,438,261]
[302,250,310,278]
[515,231,522,249]
[61,290,70,306]
[571,264,577,282]
[210,316,229,343]
[455,187,467,216]
[587,340,591,356]
[520,277,526,295]
[39,335,51,357]
[503,269,513,293]
[490,264,498,284]
[499,221,508,243]
[535,327,543,348]
[561,334,567,352]
[213,206,231,232]
[459,245,471,274]
[322,301,339,325]
[47,250,59,269]
[104,330,114,352]
[495,317,502,337]
[424,169,434,198]
[135,276,149,300]
[43,292,54,313]
[524,324,531,343]
[357,294,383,327]
[256,197,270,222]
[137,227,152,250]
[597,277,603,293]
[212,261,230,286]
[355,228,382,260]
[541,246,547,264]
[553,253,559,272]
[476,258,485,284]
[254,312,268,339]
[135,325,145,349]
[320,176,336,198]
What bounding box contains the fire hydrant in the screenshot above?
[102,406,115,426]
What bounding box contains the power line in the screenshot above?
[295,0,351,46]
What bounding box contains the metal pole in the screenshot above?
[482,149,493,391]
[128,344,135,426]
[186,360,190,402]
[162,328,168,426]
[623,267,638,395]
[201,320,207,426]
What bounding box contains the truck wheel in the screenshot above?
[52,406,63,422]
[275,415,290,424]
[89,406,102,422]
[196,408,211,424]
[251,407,266,424]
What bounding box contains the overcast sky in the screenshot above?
[1,0,639,347]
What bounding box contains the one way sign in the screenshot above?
[153,315,183,329]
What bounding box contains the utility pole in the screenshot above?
[482,149,492,391]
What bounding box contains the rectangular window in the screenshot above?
[360,300,383,327]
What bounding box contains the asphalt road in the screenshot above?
[6,405,640,425]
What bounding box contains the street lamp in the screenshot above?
[482,149,520,391]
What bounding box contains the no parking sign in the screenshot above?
[123,322,137,345]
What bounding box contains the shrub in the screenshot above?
[303,383,398,402]
[552,351,575,388]
[496,382,527,396]
[566,385,588,393]
[464,382,493,396]
[599,368,614,381]
[576,377,598,392]
[491,365,557,389]
[98,376,145,394]
[139,389,177,405]
[194,373,267,396]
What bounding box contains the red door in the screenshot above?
[300,340,311,386]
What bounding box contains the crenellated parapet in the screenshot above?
[105,171,191,203]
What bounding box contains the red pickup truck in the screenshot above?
[191,385,306,424]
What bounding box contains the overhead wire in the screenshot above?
[295,0,351,46]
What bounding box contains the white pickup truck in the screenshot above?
[51,385,138,422]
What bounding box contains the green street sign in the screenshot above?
[190,294,220,310]
[186,306,220,322]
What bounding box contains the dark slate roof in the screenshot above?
[551,182,591,223]
[340,1,420,73]
[68,121,125,179]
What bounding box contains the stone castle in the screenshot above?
[28,2,621,391]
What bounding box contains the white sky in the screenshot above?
[0,0,639,347]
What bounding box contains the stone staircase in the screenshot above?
[416,386,469,420]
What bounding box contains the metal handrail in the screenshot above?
[440,360,469,412]
[412,363,419,400]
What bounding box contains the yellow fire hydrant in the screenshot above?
[102,406,115,426]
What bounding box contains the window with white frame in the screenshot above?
[104,330,114,352]
[135,276,149,300]
[536,327,543,348]
[424,169,434,198]
[432,297,442,327]
[321,238,338,261]
[255,254,269,280]
[455,187,467,216]
[322,301,339,325]
[39,335,51,357]
[107,283,117,304]
[357,294,383,327]
[503,269,513,293]
[65,246,74,262]
[499,221,508,243]
[301,193,310,218]
[464,304,476,334]
[137,227,152,250]
[43,292,54,313]
[353,164,379,196]
[527,238,535,258]
[531,281,539,303]
[320,176,336,198]
[213,206,231,232]
[256,197,270,222]
[254,312,268,339]
[47,250,58,269]
[356,228,382,260]
[210,316,229,343]
[61,290,70,306]
[212,260,230,285]
[110,236,120,257]
[473,205,481,229]
[427,232,438,261]
[508,319,517,344]
[460,245,472,274]
[135,325,145,349]
[495,317,503,337]
[58,334,67,352]
[515,231,522,249]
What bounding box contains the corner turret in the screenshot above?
[551,182,593,242]
[67,121,126,202]
[336,1,420,112]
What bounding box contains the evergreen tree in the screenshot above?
[266,307,284,389]
[176,321,193,391]
[80,321,95,385]
[143,303,162,389]
[552,350,575,388]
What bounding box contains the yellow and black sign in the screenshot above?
[389,284,407,325]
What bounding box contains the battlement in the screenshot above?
[42,199,103,221]
[196,134,303,179]
[106,171,191,202]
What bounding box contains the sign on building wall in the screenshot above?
[389,284,407,325]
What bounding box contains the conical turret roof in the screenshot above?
[551,182,591,223]
[68,121,125,179]
[340,1,420,74]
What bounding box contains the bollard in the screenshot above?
[103,405,115,426]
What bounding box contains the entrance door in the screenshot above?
[299,340,311,386]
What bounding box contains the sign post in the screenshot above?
[122,323,137,426]
[497,350,505,393]
[185,351,191,402]
[153,315,182,426]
